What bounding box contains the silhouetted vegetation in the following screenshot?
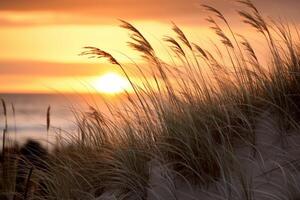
[2,1,300,199]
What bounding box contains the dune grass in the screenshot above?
[2,0,300,199]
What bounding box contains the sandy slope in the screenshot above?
[97,111,300,200]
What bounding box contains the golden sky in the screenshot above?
[0,0,299,93]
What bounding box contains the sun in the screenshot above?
[93,72,132,94]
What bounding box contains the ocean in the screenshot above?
[0,93,116,146]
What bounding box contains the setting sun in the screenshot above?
[93,72,132,94]
[2,0,300,199]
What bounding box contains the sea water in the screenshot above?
[0,93,114,146]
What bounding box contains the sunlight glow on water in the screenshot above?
[0,93,117,145]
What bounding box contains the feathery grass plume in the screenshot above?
[205,6,259,102]
[193,43,208,60]
[206,17,234,49]
[202,4,241,47]
[237,0,269,36]
[192,42,220,97]
[164,36,186,57]
[119,20,163,75]
[46,106,51,151]
[80,47,120,66]
[163,35,195,79]
[238,10,265,34]
[80,47,130,83]
[119,20,155,61]
[81,46,131,84]
[1,99,7,161]
[170,23,197,70]
[239,35,258,63]
[1,99,7,131]
[238,0,291,115]
[120,20,178,100]
[80,45,152,123]
[206,15,242,91]
[172,22,192,51]
[237,0,259,14]
[11,104,17,141]
[171,22,213,100]
[119,20,161,81]
[203,3,246,69]
[272,20,299,69]
[238,34,268,80]
[202,4,228,24]
[46,106,51,133]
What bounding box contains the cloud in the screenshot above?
[0,0,200,20]
[0,0,202,26]
[0,60,112,77]
[0,0,299,26]
[0,11,115,26]
[0,0,198,12]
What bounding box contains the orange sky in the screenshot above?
[0,0,299,94]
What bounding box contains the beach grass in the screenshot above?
[2,0,300,199]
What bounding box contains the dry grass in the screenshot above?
[2,0,300,199]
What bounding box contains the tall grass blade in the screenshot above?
[1,99,7,162]
[23,167,33,200]
[46,105,51,150]
[11,103,17,141]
